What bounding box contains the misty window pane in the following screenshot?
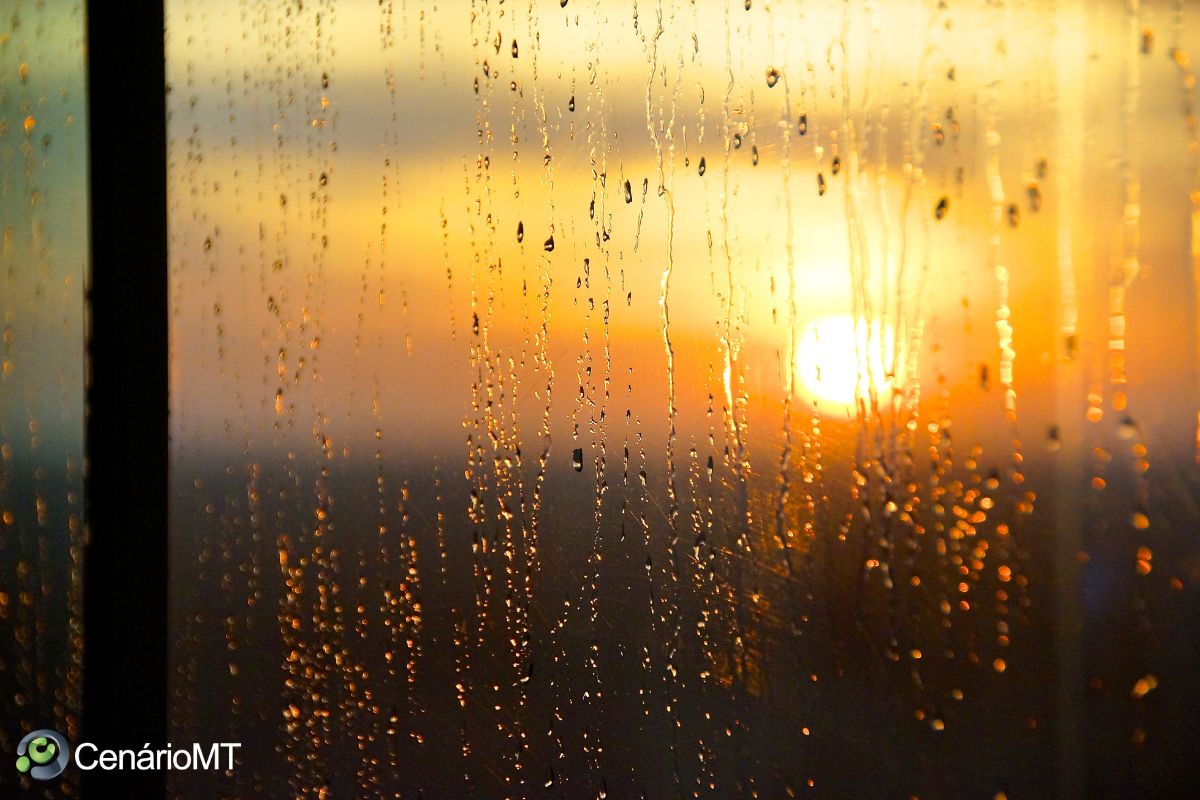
[167,2,1200,797]
[0,2,87,796]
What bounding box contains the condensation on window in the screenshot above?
[0,2,87,796]
[166,1,1200,797]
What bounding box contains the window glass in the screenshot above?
[167,1,1200,796]
[0,2,87,795]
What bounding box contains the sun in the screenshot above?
[795,315,900,410]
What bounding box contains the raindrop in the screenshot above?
[935,196,949,220]
[765,67,781,88]
[798,113,807,135]
[986,468,1001,490]
[568,95,575,112]
[751,145,759,166]
[318,172,328,187]
[745,0,752,8]
[733,132,743,149]
[1007,203,1019,227]
[572,448,584,472]
[698,157,706,176]
[1141,28,1154,55]
[1046,425,1062,452]
[543,235,555,252]
[831,155,841,175]
[817,173,826,196]
[203,237,213,252]
[517,221,524,243]
[624,180,632,204]
[511,39,519,58]
[1117,415,1138,440]
[1027,183,1042,213]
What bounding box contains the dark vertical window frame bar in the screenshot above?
[82,0,169,795]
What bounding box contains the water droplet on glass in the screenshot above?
[698,157,706,176]
[1046,425,1062,452]
[935,196,949,220]
[1027,183,1042,213]
[543,235,555,252]
[1007,203,1019,227]
[765,67,780,88]
[798,113,807,135]
[511,39,519,58]
[817,173,826,196]
[624,180,632,203]
[751,145,759,166]
[831,155,841,175]
[517,221,524,243]
[568,95,575,112]
[572,447,584,472]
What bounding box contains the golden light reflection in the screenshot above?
[796,315,900,411]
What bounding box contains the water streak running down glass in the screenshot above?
[165,1,1200,797]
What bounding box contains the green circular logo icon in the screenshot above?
[15,730,69,780]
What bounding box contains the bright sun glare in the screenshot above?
[796,315,900,410]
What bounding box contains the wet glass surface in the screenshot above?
[164,2,1200,797]
[0,3,88,797]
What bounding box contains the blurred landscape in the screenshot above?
[3,0,1200,798]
